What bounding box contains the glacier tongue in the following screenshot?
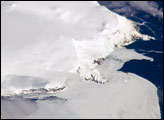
[1,1,160,119]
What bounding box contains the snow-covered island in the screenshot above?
[1,1,161,119]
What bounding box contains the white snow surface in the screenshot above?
[1,1,161,119]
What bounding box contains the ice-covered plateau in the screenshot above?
[1,1,161,119]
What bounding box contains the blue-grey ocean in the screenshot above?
[99,1,163,118]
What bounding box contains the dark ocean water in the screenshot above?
[99,1,163,118]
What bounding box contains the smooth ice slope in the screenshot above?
[1,1,153,94]
[1,1,161,119]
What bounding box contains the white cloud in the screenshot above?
[99,1,163,19]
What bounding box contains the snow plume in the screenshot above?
[72,13,154,83]
[1,1,161,119]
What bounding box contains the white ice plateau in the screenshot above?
[1,1,161,119]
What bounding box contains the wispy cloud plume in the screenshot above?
[99,1,163,19]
